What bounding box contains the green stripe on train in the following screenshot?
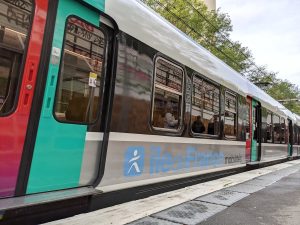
[26,0,105,194]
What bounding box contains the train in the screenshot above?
[0,0,300,220]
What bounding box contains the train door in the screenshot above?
[245,98,251,162]
[0,0,48,198]
[25,0,112,194]
[247,97,261,162]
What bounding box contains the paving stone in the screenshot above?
[128,216,181,225]
[195,190,249,206]
[225,183,265,194]
[152,201,226,225]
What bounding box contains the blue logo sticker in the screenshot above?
[124,146,145,177]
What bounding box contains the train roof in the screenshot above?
[105,0,296,119]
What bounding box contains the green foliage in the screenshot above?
[268,80,300,114]
[248,66,300,114]
[142,0,300,114]
[247,65,277,84]
[143,0,252,72]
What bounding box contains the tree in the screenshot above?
[142,0,300,114]
[247,65,277,86]
[268,80,300,114]
[143,0,253,73]
[247,66,300,114]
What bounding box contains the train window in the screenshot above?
[288,120,293,145]
[298,127,300,145]
[281,118,286,144]
[266,111,273,143]
[298,126,300,145]
[294,125,297,145]
[261,109,273,143]
[151,57,184,131]
[54,17,106,123]
[297,126,300,145]
[224,91,237,139]
[0,0,33,115]
[273,114,281,144]
[191,74,220,136]
[238,96,249,141]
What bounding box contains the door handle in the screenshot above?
[23,62,36,107]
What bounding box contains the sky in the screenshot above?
[217,0,300,87]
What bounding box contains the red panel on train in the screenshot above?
[0,0,48,198]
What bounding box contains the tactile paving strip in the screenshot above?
[128,216,181,225]
[152,201,226,225]
[225,183,265,194]
[195,190,249,206]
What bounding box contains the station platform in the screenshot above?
[45,160,300,225]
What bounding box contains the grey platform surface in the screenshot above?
[129,217,181,225]
[152,201,226,225]
[241,177,277,187]
[199,168,300,225]
[195,190,249,206]
[129,163,300,225]
[224,183,264,194]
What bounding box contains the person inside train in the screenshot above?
[274,124,281,142]
[164,101,178,129]
[207,115,219,135]
[192,115,205,133]
[207,116,215,135]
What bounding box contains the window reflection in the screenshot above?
[266,111,273,142]
[281,117,286,144]
[261,108,273,143]
[294,125,299,145]
[238,97,249,141]
[191,75,220,136]
[0,0,33,114]
[224,91,237,138]
[54,17,106,123]
[273,115,281,144]
[152,58,183,130]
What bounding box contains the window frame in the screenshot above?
[53,15,108,125]
[224,90,238,140]
[0,0,35,116]
[150,55,185,133]
[190,72,221,138]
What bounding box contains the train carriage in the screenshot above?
[0,0,299,219]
